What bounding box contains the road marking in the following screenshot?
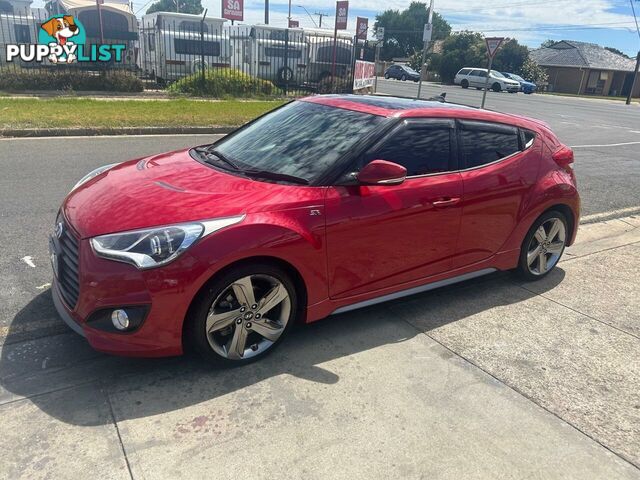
[580,206,640,224]
[571,141,640,148]
[21,256,36,268]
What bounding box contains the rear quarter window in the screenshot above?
[459,121,521,168]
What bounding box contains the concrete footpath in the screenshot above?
[1,216,639,479]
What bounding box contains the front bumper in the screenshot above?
[505,84,520,92]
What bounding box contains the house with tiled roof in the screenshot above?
[530,40,639,98]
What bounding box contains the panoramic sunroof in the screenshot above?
[332,95,471,110]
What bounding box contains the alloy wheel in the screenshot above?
[206,274,291,360]
[526,217,566,275]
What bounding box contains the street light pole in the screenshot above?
[297,5,318,27]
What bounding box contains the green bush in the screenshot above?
[167,68,275,97]
[0,68,143,92]
[317,75,351,94]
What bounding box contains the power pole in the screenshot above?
[314,11,327,28]
[416,0,434,100]
[265,0,269,24]
[627,51,640,105]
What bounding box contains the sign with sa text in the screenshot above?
[222,0,243,21]
[356,17,368,40]
[335,1,349,30]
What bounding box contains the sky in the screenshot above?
[32,0,640,55]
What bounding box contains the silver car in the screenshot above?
[454,67,520,93]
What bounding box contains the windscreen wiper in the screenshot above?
[242,169,309,185]
[194,147,240,171]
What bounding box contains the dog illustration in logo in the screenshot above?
[41,16,79,63]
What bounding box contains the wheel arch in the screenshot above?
[182,255,309,351]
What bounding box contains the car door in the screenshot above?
[453,120,541,268]
[470,69,486,87]
[325,119,463,299]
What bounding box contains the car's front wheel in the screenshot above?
[187,263,298,365]
[516,211,568,281]
[492,82,502,92]
[401,74,407,81]
[384,73,390,79]
[461,79,469,88]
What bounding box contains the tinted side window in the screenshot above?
[460,122,520,168]
[369,125,452,176]
[522,129,536,149]
[458,68,471,75]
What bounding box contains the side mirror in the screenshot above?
[356,160,407,186]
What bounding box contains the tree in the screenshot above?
[436,31,485,83]
[146,0,203,15]
[540,39,556,48]
[492,39,529,73]
[519,57,548,84]
[374,2,451,61]
[605,47,630,58]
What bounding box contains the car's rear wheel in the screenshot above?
[187,263,298,365]
[401,74,407,81]
[492,82,502,92]
[461,79,469,88]
[516,211,568,281]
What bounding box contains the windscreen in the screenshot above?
[212,101,385,182]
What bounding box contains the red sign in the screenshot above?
[289,19,299,28]
[335,0,349,30]
[356,16,368,40]
[222,0,243,21]
[485,37,504,58]
[353,60,375,90]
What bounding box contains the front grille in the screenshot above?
[57,218,81,309]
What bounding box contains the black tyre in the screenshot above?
[384,73,390,79]
[401,74,407,81]
[461,79,469,89]
[492,82,502,92]
[516,211,569,281]
[186,263,299,366]
[276,66,294,85]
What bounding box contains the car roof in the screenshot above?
[300,95,548,130]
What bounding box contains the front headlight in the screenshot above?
[90,216,245,269]
[71,163,120,192]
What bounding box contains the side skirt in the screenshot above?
[330,268,497,315]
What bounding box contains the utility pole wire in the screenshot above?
[630,0,640,41]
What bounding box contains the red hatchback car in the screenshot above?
[50,95,579,364]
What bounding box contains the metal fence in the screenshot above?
[0,9,376,96]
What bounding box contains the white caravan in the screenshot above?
[139,11,229,82]
[231,24,308,86]
[303,28,353,83]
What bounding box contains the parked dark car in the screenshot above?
[502,72,537,94]
[384,64,420,82]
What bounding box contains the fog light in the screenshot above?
[111,309,130,330]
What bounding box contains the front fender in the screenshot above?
[186,209,328,308]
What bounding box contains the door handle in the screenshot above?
[431,197,461,207]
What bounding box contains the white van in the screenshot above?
[454,67,520,92]
[139,12,230,82]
